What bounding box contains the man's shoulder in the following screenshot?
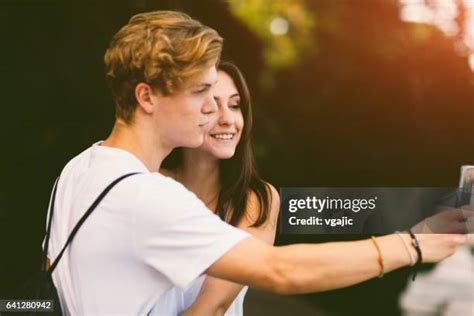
[59,143,148,182]
[56,144,148,200]
[133,172,196,202]
[132,173,208,222]
[57,145,95,182]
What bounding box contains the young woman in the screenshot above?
[150,62,470,316]
[153,61,280,316]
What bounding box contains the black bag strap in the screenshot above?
[42,176,60,272]
[45,172,141,274]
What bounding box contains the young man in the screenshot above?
[46,10,467,315]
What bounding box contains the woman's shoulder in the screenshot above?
[238,182,280,243]
[262,182,280,221]
[247,182,280,209]
[265,182,280,205]
[244,182,280,226]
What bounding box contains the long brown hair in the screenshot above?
[162,61,271,227]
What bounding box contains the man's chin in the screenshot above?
[188,136,204,148]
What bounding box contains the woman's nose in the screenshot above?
[218,106,235,126]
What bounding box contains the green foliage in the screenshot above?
[228,0,315,70]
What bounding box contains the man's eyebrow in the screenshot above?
[195,79,218,88]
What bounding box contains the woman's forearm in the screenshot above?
[181,277,243,316]
[182,187,280,315]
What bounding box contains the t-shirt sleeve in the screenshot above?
[132,175,250,289]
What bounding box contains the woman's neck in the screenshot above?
[176,150,220,210]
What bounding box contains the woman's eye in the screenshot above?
[229,104,241,109]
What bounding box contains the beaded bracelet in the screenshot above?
[371,236,385,278]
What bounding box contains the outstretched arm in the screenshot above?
[207,232,466,295]
[182,185,280,316]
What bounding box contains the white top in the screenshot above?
[45,142,249,315]
[151,275,248,316]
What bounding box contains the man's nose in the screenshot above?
[202,94,217,114]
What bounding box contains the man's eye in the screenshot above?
[194,87,208,94]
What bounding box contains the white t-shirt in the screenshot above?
[45,142,249,315]
[151,275,248,316]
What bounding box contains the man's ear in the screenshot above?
[135,82,157,114]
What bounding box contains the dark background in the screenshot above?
[1,0,473,315]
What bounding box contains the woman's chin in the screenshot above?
[212,149,236,160]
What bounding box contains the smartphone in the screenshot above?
[457,165,474,208]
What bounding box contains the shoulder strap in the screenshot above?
[47,172,141,274]
[42,177,60,271]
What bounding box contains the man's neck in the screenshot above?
[102,120,170,172]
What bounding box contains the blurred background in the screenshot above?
[1,0,473,315]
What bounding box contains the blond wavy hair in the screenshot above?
[104,11,223,123]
